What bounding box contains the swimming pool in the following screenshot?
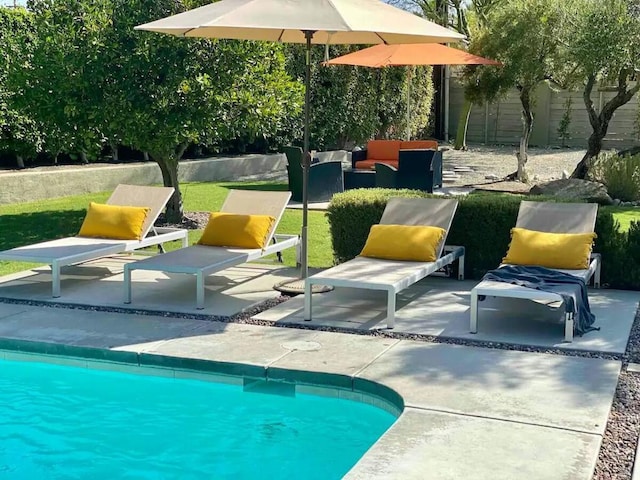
[0,356,397,479]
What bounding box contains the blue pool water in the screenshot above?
[0,357,396,479]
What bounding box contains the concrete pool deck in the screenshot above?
[0,259,636,478]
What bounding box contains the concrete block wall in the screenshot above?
[0,151,350,205]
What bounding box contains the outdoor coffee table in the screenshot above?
[343,169,376,189]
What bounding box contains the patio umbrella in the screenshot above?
[325,43,501,140]
[135,0,464,290]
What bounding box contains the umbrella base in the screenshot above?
[273,278,334,295]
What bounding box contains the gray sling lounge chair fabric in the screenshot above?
[123,190,299,309]
[304,197,465,328]
[470,201,601,342]
[0,185,188,298]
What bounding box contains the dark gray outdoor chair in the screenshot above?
[284,146,344,202]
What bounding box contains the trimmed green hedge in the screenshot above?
[326,188,638,290]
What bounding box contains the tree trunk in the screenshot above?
[150,144,188,224]
[454,98,472,150]
[154,155,182,223]
[111,144,119,162]
[16,155,25,169]
[515,85,534,183]
[143,151,149,162]
[572,71,640,179]
[80,151,89,164]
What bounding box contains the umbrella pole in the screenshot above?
[300,29,313,280]
[276,30,334,295]
[405,66,412,141]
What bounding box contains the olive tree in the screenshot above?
[464,0,563,181]
[558,0,640,178]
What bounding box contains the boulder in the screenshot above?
[529,178,613,205]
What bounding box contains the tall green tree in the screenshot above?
[0,7,43,168]
[558,0,640,178]
[13,0,302,221]
[464,0,563,182]
[13,0,109,163]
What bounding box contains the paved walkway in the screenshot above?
[0,259,634,478]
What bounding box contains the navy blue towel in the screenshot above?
[482,265,598,336]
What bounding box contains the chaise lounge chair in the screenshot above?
[0,184,188,298]
[304,197,465,328]
[469,201,601,342]
[123,190,300,309]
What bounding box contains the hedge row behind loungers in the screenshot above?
[326,188,638,290]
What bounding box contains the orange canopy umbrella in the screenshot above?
[324,43,500,67]
[325,43,500,139]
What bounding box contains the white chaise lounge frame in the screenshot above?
[469,201,601,343]
[304,197,465,329]
[123,190,299,309]
[0,184,188,298]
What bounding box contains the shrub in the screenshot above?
[327,189,635,288]
[589,151,640,201]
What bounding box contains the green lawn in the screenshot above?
[1,181,639,278]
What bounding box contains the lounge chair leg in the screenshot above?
[304,280,312,321]
[458,254,465,280]
[564,312,574,342]
[52,261,61,298]
[181,235,189,248]
[386,290,396,329]
[124,266,132,304]
[470,289,478,333]
[594,262,601,289]
[196,272,205,310]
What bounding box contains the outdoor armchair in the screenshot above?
[374,149,441,192]
[284,146,344,202]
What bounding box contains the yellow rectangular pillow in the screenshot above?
[503,227,596,269]
[78,202,150,240]
[360,224,446,262]
[198,212,275,249]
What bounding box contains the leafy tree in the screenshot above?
[464,0,563,182]
[12,0,110,164]
[13,0,302,221]
[557,0,640,178]
[0,7,43,168]
[115,1,302,221]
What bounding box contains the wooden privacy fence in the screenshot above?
[448,79,640,150]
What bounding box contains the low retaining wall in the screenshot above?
[0,150,349,205]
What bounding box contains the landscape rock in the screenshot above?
[529,178,613,204]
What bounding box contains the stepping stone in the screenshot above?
[454,166,474,173]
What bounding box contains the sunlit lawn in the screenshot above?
[1,180,639,278]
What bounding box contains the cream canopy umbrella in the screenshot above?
[136,0,464,288]
[326,43,501,140]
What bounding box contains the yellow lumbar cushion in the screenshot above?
[503,227,596,269]
[360,224,446,262]
[78,202,150,240]
[198,212,275,249]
